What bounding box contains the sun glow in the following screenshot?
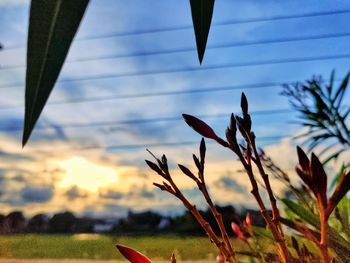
[58,156,118,192]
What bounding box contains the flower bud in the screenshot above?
[245,213,252,226]
[216,255,225,263]
[231,222,246,240]
[183,114,218,140]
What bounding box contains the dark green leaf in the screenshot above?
[252,226,273,240]
[326,70,335,99]
[323,149,347,165]
[23,0,89,146]
[189,0,215,64]
[333,71,350,108]
[282,198,350,246]
[330,163,347,190]
[281,217,350,263]
[282,198,319,227]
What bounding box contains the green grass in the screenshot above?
[0,234,249,260]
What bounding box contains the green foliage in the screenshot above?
[329,197,350,240]
[143,91,350,262]
[189,0,215,64]
[23,0,89,146]
[23,0,215,145]
[282,71,350,165]
[282,198,350,262]
[282,198,319,227]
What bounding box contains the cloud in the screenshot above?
[99,184,155,201]
[83,204,129,218]
[65,186,88,200]
[213,173,246,194]
[99,189,124,200]
[0,0,29,6]
[21,185,53,203]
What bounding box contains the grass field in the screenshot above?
[0,234,250,261]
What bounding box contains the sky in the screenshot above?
[0,0,349,218]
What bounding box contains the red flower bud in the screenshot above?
[199,138,206,166]
[116,244,152,263]
[216,255,225,263]
[183,114,218,140]
[231,222,246,240]
[245,213,252,226]
[178,164,197,181]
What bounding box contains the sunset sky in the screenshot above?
[0,0,349,218]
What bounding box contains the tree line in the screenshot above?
[0,205,265,235]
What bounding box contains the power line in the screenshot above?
[3,8,350,51]
[78,9,350,41]
[93,136,291,151]
[2,53,350,89]
[26,135,291,154]
[0,77,343,110]
[2,32,349,70]
[0,109,294,132]
[0,81,289,110]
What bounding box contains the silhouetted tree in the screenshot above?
[116,210,162,233]
[27,214,49,233]
[49,211,77,233]
[6,211,26,233]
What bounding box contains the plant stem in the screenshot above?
[196,169,235,259]
[235,150,292,263]
[249,135,283,232]
[320,207,331,263]
[167,174,236,263]
[227,131,292,262]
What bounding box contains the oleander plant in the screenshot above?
[117,72,350,263]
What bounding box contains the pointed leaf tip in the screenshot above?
[189,0,215,64]
[116,244,152,263]
[23,0,89,146]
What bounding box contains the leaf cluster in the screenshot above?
[281,71,350,165]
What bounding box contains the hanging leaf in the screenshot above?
[23,0,89,146]
[116,244,153,263]
[189,0,215,64]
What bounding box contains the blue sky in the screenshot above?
[0,0,349,218]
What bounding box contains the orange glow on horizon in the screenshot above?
[58,156,118,192]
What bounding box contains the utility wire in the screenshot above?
[1,32,349,70]
[2,8,350,50]
[0,109,293,132]
[0,81,289,109]
[2,53,350,89]
[26,135,291,154]
[91,136,291,151]
[0,77,343,110]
